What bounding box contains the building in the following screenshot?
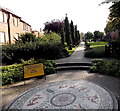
[0,6,32,45]
[32,28,44,37]
[110,29,120,39]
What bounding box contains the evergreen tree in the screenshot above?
[64,14,71,47]
[70,20,75,46]
[77,30,80,44]
[74,25,78,45]
[60,24,65,45]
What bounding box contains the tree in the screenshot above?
[74,25,78,45]
[93,31,104,41]
[80,32,85,41]
[84,32,93,41]
[16,33,36,43]
[44,19,64,33]
[64,14,71,47]
[70,20,75,46]
[60,24,65,45]
[77,31,80,44]
[99,32,104,40]
[104,1,120,36]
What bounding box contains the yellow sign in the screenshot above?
[24,63,44,78]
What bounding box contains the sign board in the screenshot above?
[23,63,44,79]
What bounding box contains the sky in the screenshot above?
[0,0,112,33]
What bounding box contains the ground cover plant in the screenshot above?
[65,46,78,55]
[84,42,108,58]
[90,59,120,77]
[0,58,56,85]
[88,42,108,48]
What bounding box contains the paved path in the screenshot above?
[56,42,92,63]
[56,42,118,63]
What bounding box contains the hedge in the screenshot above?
[90,59,120,77]
[1,59,56,85]
[2,33,69,65]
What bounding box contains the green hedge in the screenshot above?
[84,46,105,58]
[1,59,56,85]
[90,59,120,77]
[2,33,69,65]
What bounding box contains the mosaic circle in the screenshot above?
[50,93,76,107]
[6,80,117,110]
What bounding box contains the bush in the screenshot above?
[1,64,23,85]
[44,67,56,75]
[15,33,37,43]
[1,59,56,85]
[2,33,69,65]
[84,47,105,58]
[90,59,120,77]
[109,39,120,58]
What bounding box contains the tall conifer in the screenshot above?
[64,14,71,47]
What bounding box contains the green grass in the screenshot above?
[88,42,108,48]
[93,46,105,51]
[66,47,77,55]
[84,46,105,58]
[84,42,107,58]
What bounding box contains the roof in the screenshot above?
[0,6,31,27]
[20,20,31,27]
[0,6,21,18]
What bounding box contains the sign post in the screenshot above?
[23,63,44,84]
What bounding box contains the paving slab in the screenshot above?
[4,80,118,110]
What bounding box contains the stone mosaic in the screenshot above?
[6,80,114,110]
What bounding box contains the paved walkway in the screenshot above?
[56,42,91,63]
[56,42,118,63]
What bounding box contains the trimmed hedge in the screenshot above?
[1,59,56,85]
[90,59,120,77]
[84,46,105,58]
[2,33,69,65]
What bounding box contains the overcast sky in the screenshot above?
[0,0,112,33]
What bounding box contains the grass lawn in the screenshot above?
[66,46,77,55]
[84,41,108,58]
[88,42,108,48]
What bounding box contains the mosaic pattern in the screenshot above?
[7,80,114,110]
[50,93,76,107]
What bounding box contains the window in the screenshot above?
[15,33,19,40]
[23,23,29,31]
[0,32,5,45]
[3,13,8,23]
[0,11,3,22]
[13,16,18,26]
[23,23,25,30]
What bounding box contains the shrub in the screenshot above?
[1,59,56,85]
[44,67,56,75]
[84,46,105,58]
[90,59,120,77]
[16,33,37,43]
[1,64,23,85]
[109,39,120,58]
[2,33,69,65]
